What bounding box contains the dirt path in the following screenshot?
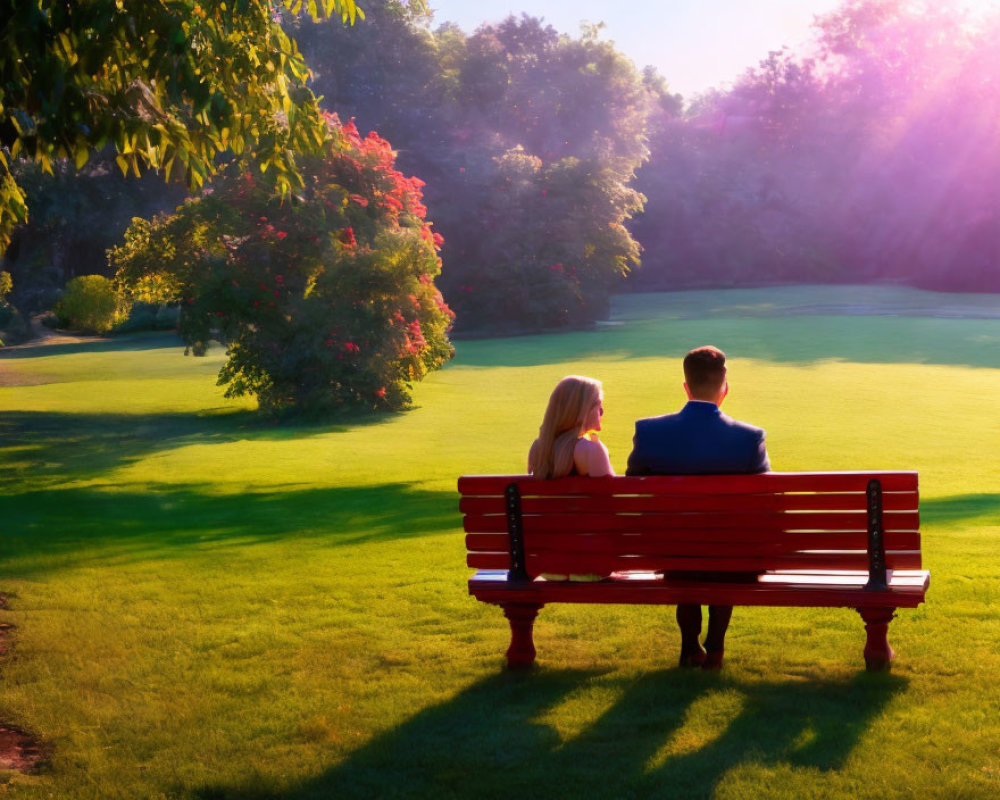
[19,314,109,347]
[0,595,49,775]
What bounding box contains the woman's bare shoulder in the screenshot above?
[574,436,606,456]
[574,435,614,476]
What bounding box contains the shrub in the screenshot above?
[113,115,454,414]
[53,275,126,334]
[0,306,31,346]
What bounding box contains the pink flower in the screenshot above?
[376,387,387,398]
[276,231,288,240]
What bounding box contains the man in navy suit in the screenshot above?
[626,345,770,669]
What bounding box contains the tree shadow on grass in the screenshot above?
[0,481,458,577]
[0,330,185,360]
[0,408,398,492]
[191,669,907,799]
[921,494,1000,525]
[451,314,1000,369]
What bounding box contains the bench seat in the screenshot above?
[468,568,929,608]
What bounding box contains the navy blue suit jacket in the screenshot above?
[626,400,770,476]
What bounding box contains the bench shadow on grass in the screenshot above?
[192,669,907,800]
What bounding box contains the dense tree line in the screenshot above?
[632,0,1000,292]
[4,0,998,345]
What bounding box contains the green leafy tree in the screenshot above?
[301,8,652,333]
[435,17,650,331]
[0,0,362,253]
[113,114,454,414]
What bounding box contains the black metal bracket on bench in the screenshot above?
[864,479,889,591]
[505,482,530,582]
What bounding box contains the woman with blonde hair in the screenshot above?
[528,375,614,480]
[528,376,614,582]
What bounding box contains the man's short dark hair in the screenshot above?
[684,346,727,396]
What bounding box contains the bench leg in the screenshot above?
[857,607,897,671]
[502,603,542,669]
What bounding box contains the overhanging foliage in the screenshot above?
[0,0,362,252]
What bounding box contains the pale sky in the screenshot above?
[426,1,845,98]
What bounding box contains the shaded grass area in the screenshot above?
[194,670,907,800]
[0,409,389,492]
[455,286,1000,369]
[1,482,457,578]
[921,494,1000,526]
[0,331,184,361]
[456,313,1000,369]
[1,286,999,798]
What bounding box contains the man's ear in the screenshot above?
[683,382,693,400]
[718,381,729,405]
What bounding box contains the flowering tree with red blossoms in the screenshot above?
[113,114,454,414]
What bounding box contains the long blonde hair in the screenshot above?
[529,375,603,479]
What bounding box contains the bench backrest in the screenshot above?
[459,472,920,579]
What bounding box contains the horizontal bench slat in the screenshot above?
[466,530,921,555]
[458,472,918,496]
[524,552,923,574]
[462,510,919,534]
[468,552,517,569]
[467,550,923,573]
[459,491,918,515]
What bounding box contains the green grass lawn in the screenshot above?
[1,286,999,799]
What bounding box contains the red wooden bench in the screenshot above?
[458,472,928,671]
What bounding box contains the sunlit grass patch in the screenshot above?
[1,287,999,798]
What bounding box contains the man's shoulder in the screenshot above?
[719,412,767,438]
[634,413,680,432]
